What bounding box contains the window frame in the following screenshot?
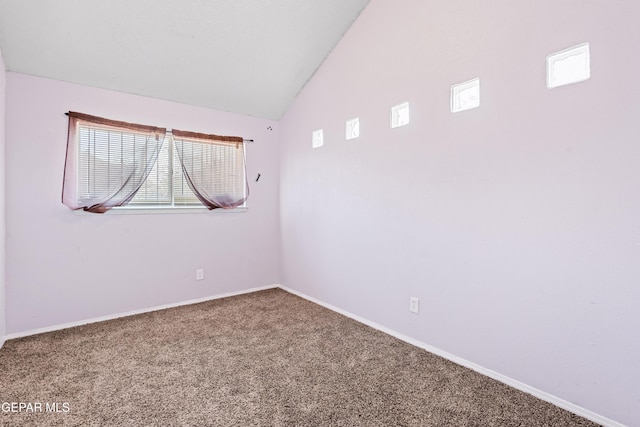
[67,114,248,214]
[113,133,248,214]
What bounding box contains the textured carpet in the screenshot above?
[0,288,599,426]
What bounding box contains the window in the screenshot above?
[171,129,247,210]
[451,78,480,112]
[62,112,248,213]
[345,117,360,140]
[312,129,324,148]
[391,102,410,128]
[547,43,590,88]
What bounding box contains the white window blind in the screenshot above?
[65,112,247,212]
[128,134,201,206]
[173,133,248,209]
[76,124,177,206]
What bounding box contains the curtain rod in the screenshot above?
[168,130,253,143]
[65,112,253,142]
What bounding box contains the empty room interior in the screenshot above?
[0,1,639,426]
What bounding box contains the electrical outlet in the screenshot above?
[409,297,419,314]
[196,269,204,281]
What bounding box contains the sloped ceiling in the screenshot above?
[0,0,370,120]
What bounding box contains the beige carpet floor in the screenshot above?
[0,288,599,426]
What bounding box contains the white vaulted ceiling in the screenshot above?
[0,0,370,120]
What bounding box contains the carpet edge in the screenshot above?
[2,283,626,427]
[3,284,279,341]
[278,285,626,427]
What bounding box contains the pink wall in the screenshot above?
[5,73,280,334]
[279,1,640,425]
[0,48,6,344]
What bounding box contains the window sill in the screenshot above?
[73,206,248,215]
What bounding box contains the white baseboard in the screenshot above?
[0,283,626,427]
[3,284,278,341]
[278,285,626,427]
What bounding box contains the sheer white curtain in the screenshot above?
[62,112,166,213]
[172,129,248,210]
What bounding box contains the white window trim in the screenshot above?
[390,102,410,128]
[451,77,480,113]
[312,129,324,148]
[74,205,248,215]
[546,43,591,89]
[71,125,248,214]
[345,117,360,140]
